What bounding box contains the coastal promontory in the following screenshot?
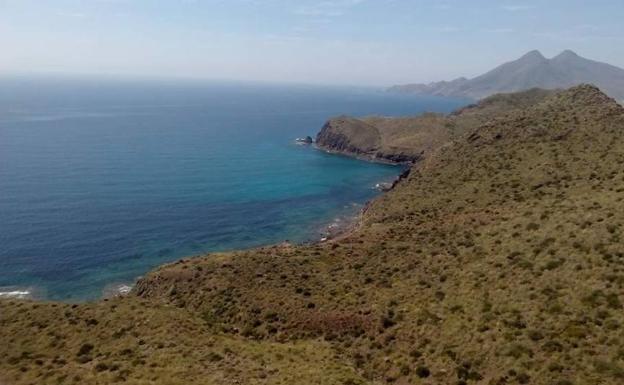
[316,88,554,163]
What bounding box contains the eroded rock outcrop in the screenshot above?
[316,88,555,164]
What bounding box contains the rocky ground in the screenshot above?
[315,88,553,163]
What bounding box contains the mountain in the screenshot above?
[3,85,624,384]
[389,50,624,101]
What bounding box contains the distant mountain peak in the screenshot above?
[553,49,580,61]
[521,49,546,60]
[389,50,624,101]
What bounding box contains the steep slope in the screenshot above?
[549,50,624,98]
[2,85,624,385]
[465,50,566,97]
[390,50,624,101]
[317,88,554,163]
[0,298,367,384]
[316,112,449,163]
[315,115,383,158]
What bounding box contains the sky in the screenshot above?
[1,0,623,86]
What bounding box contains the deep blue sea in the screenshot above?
[0,76,466,301]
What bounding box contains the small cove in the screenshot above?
[0,77,467,301]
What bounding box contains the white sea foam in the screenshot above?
[102,283,134,299]
[0,289,31,299]
[117,284,133,295]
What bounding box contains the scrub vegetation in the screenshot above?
[2,85,624,385]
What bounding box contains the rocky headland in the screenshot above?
[316,88,554,164]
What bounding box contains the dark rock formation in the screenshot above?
[296,136,314,144]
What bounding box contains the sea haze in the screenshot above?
[0,76,467,301]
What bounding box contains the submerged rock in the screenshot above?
[295,136,314,144]
[374,182,393,191]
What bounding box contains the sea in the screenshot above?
[0,76,467,301]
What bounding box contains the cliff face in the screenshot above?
[316,88,554,164]
[315,116,383,157]
[315,116,426,163]
[315,114,437,163]
[3,85,624,385]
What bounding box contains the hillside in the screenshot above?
[316,88,554,163]
[2,85,624,385]
[389,50,624,101]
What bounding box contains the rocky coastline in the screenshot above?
[314,117,422,164]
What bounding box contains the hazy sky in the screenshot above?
[1,0,623,85]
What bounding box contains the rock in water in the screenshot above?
[295,136,314,144]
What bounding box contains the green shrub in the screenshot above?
[415,366,430,378]
[76,343,94,356]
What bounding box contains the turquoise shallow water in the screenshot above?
[0,77,467,301]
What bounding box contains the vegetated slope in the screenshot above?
[389,50,624,101]
[2,85,624,385]
[316,88,553,163]
[0,298,366,384]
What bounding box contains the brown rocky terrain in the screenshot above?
[2,85,624,385]
[316,88,553,163]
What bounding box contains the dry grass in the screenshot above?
[0,298,368,384]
